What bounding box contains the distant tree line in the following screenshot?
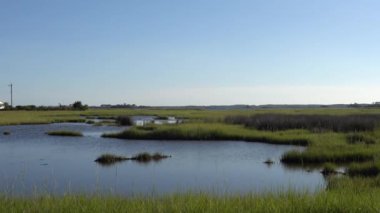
[2,101,88,111]
[349,103,380,108]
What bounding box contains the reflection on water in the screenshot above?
[0,123,325,196]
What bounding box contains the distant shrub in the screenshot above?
[72,101,88,110]
[116,116,132,126]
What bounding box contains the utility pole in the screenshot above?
[8,83,13,107]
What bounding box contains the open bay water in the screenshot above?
[0,123,325,196]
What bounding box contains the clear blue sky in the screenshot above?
[1,0,380,106]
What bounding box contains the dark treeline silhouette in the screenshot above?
[225,114,380,132]
[7,101,88,111]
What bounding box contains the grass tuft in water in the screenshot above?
[46,131,83,137]
[130,152,171,163]
[94,154,128,166]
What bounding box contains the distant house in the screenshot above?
[0,101,4,110]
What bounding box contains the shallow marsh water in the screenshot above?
[0,123,325,196]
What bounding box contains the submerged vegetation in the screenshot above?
[46,131,83,137]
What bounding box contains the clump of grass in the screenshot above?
[263,158,274,165]
[46,131,83,137]
[115,116,132,126]
[281,150,374,165]
[95,154,128,166]
[130,152,171,163]
[346,133,376,145]
[347,162,380,177]
[3,131,10,135]
[95,152,170,165]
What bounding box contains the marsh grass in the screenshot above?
[327,176,380,190]
[46,131,83,137]
[95,153,170,166]
[94,154,128,166]
[225,114,380,132]
[3,108,380,126]
[104,122,380,165]
[347,162,380,177]
[1,189,380,213]
[130,152,170,163]
[102,123,310,146]
[346,132,376,145]
[281,149,375,164]
[1,177,380,212]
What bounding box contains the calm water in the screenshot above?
[0,123,325,196]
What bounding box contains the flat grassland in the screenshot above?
[2,107,380,125]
